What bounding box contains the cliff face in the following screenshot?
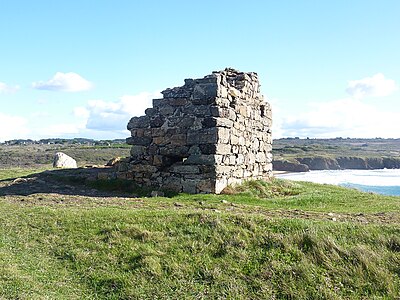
[297,157,340,170]
[273,156,400,172]
[272,160,309,172]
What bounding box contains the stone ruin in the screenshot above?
[117,68,272,193]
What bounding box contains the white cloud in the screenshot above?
[77,92,160,132]
[346,73,397,99]
[278,98,400,138]
[73,107,90,119]
[45,123,84,136]
[0,82,19,94]
[32,72,93,92]
[0,113,30,142]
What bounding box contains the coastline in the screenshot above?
[275,169,400,196]
[272,170,293,175]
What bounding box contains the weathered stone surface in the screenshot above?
[126,136,152,146]
[53,152,77,169]
[130,145,147,156]
[184,154,215,166]
[172,165,200,174]
[127,116,150,130]
[119,68,273,194]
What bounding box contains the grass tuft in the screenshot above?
[222,178,303,198]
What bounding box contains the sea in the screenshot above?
[275,169,400,196]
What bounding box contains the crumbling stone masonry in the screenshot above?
[118,68,272,193]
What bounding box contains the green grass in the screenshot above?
[0,167,50,181]
[0,203,399,299]
[273,138,400,159]
[0,168,400,299]
[173,179,400,214]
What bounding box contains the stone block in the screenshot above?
[126,136,152,146]
[238,106,248,117]
[150,116,165,128]
[233,168,243,178]
[199,165,215,174]
[215,144,231,155]
[184,154,215,166]
[199,144,216,154]
[210,106,236,120]
[130,129,141,137]
[131,164,158,174]
[215,165,232,175]
[130,145,147,156]
[187,128,218,145]
[217,127,230,144]
[191,83,218,104]
[218,86,228,98]
[127,116,150,130]
[163,176,183,193]
[202,117,217,128]
[236,154,245,164]
[145,108,158,117]
[182,179,198,194]
[151,128,165,137]
[159,105,175,116]
[183,105,212,117]
[230,134,239,145]
[172,165,200,174]
[168,116,195,128]
[152,98,164,108]
[216,118,234,128]
[170,134,187,146]
[166,98,188,106]
[159,145,189,157]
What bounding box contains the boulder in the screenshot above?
[53,152,77,169]
[106,157,121,166]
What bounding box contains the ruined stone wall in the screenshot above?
[118,68,272,193]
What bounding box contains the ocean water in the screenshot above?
[275,169,400,196]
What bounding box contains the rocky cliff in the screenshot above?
[273,156,400,172]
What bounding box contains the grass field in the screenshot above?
[0,167,399,299]
[273,138,400,160]
[0,144,130,168]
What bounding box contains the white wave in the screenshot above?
[276,169,400,186]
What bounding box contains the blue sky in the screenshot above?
[1,0,399,141]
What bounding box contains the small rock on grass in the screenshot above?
[53,152,77,169]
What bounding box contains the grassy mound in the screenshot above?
[0,168,399,299]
